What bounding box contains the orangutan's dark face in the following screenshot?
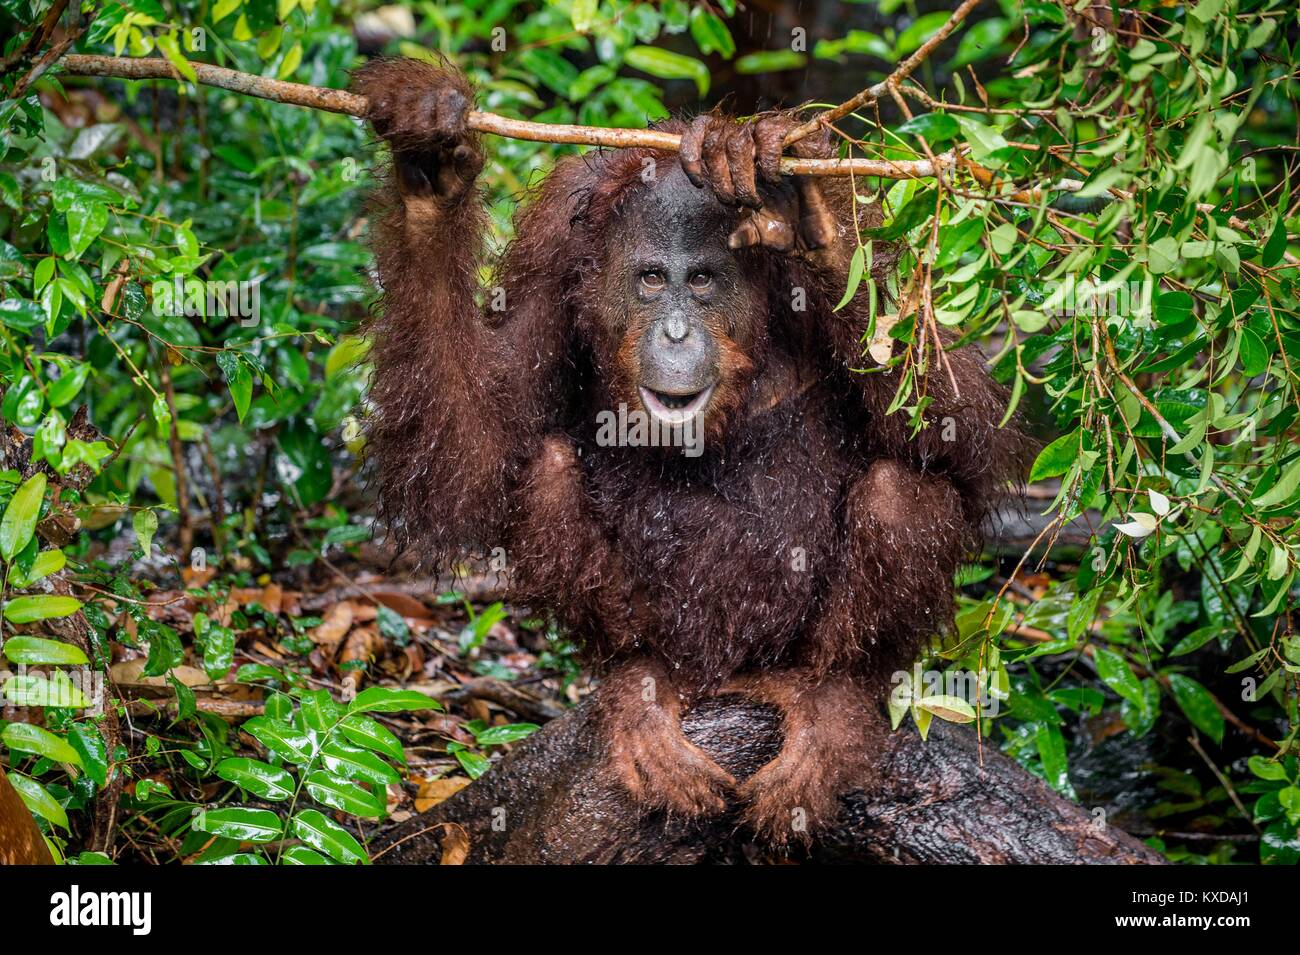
[602,163,762,438]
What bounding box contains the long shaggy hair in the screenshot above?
[356,71,1032,682]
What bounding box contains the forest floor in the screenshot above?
[94,549,582,860]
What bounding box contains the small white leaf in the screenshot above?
[1148,489,1171,516]
[1114,512,1158,538]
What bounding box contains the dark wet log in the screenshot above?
[0,771,52,864]
[373,697,1164,865]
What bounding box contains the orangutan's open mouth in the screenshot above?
[638,385,714,425]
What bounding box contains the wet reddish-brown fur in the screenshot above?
[354,58,1030,842]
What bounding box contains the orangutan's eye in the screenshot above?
[640,271,666,293]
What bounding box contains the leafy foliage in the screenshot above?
[0,0,1296,864]
[853,0,1300,864]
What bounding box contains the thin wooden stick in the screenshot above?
[58,54,951,180]
[782,0,984,146]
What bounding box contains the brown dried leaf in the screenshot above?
[262,584,283,615]
[338,625,384,693]
[181,565,217,588]
[111,658,212,688]
[369,591,433,621]
[439,823,470,865]
[414,777,470,813]
[310,602,353,649]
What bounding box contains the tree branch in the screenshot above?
[372,697,1165,865]
[57,54,951,180]
[782,0,984,146]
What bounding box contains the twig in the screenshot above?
[441,677,566,723]
[123,696,264,720]
[1186,733,1263,836]
[71,581,189,608]
[198,433,227,551]
[1097,324,1251,511]
[782,0,984,146]
[159,363,193,556]
[0,0,68,74]
[10,5,90,99]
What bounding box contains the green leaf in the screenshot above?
[934,218,983,269]
[834,244,866,312]
[338,714,406,764]
[1169,625,1220,657]
[570,0,598,32]
[195,852,269,865]
[235,663,285,685]
[1094,647,1143,706]
[304,770,386,818]
[299,688,344,731]
[1146,236,1181,275]
[213,0,242,22]
[192,807,283,843]
[569,64,615,100]
[69,851,114,865]
[734,50,807,74]
[949,17,1010,68]
[896,11,955,56]
[33,257,55,290]
[1248,755,1287,782]
[320,740,400,786]
[67,200,108,258]
[0,299,46,330]
[1,472,45,560]
[277,42,303,80]
[453,748,491,779]
[291,809,368,864]
[1029,430,1080,481]
[1035,722,1072,794]
[280,845,330,865]
[3,671,89,708]
[215,758,295,801]
[914,696,976,723]
[896,112,960,143]
[375,603,409,642]
[2,722,83,767]
[955,116,1007,158]
[347,687,442,714]
[132,508,158,557]
[242,716,315,763]
[689,8,736,58]
[277,420,331,506]
[155,30,198,82]
[474,722,541,746]
[519,48,580,98]
[1239,328,1268,376]
[1262,218,1287,268]
[68,724,108,787]
[1166,673,1224,745]
[216,352,253,423]
[46,363,90,407]
[141,620,183,677]
[624,46,711,96]
[1253,459,1300,508]
[0,171,20,211]
[2,636,88,666]
[3,595,82,623]
[1262,820,1300,865]
[7,771,68,830]
[324,336,370,379]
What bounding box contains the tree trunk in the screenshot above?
[373,697,1165,865]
